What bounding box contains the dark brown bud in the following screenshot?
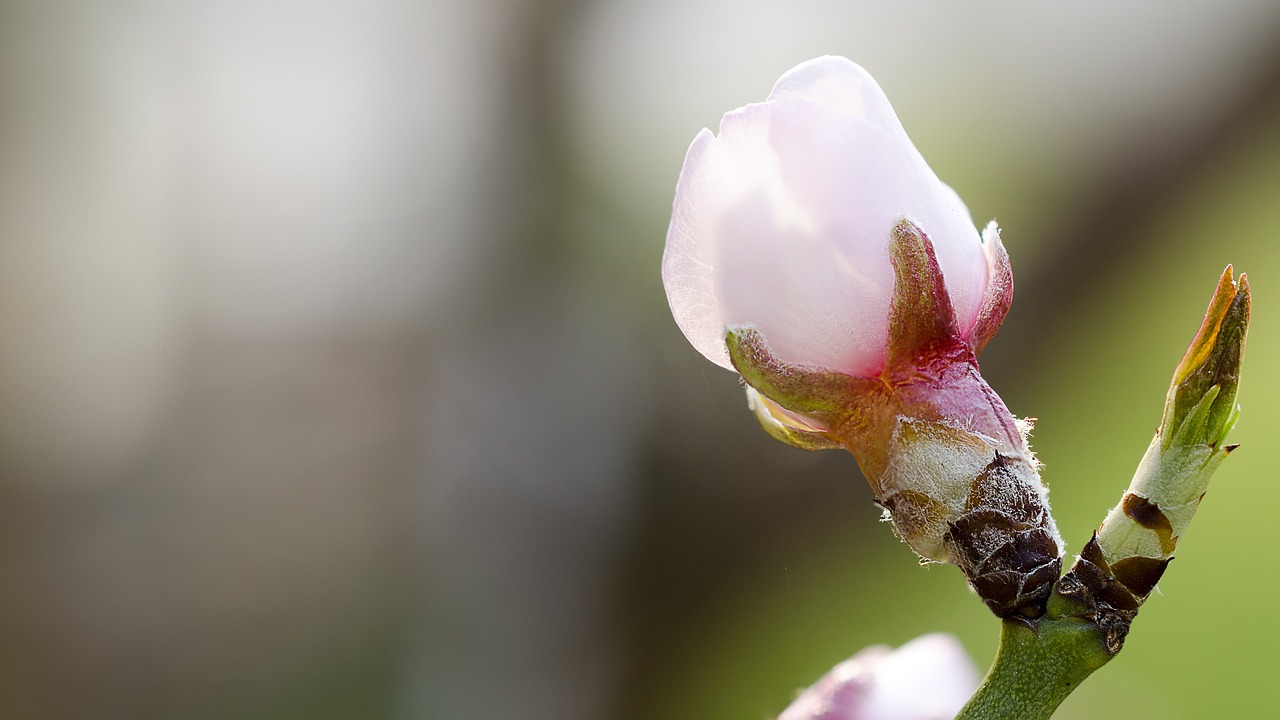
[1056,534,1172,654]
[944,454,1062,619]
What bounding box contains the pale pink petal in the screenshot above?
[662,56,990,376]
[779,634,980,720]
[663,128,734,370]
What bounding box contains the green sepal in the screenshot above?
[886,218,964,367]
[969,221,1014,355]
[723,325,877,417]
[745,387,843,451]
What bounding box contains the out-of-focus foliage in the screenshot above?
[2,1,1279,719]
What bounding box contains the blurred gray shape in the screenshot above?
[403,283,645,720]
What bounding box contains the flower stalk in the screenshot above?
[954,612,1110,720]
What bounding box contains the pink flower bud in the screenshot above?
[663,56,1002,377]
[662,57,1061,620]
[778,634,980,720]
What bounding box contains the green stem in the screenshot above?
[955,597,1112,720]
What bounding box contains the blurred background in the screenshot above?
[1,1,1279,718]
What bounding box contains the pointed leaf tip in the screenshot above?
[1162,266,1251,447]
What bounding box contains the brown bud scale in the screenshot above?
[943,454,1061,620]
[1056,533,1172,654]
[1121,493,1176,554]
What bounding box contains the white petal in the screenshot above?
[767,56,910,143]
[663,128,734,370]
[663,57,988,376]
[778,633,979,720]
[856,634,981,720]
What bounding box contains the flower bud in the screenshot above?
[778,634,979,720]
[663,57,1062,619]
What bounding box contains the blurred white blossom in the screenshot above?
[779,634,980,720]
